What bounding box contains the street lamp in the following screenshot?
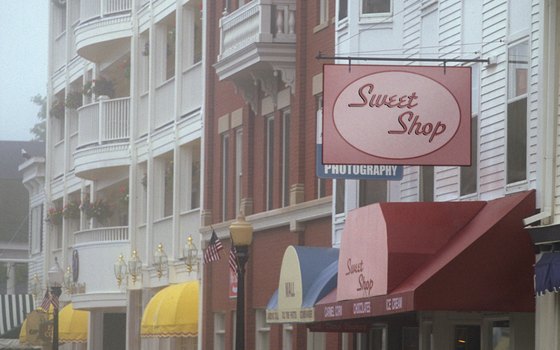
[182,235,199,273]
[47,258,64,350]
[114,254,127,287]
[229,215,253,350]
[153,243,168,279]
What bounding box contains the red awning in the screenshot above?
[313,190,536,326]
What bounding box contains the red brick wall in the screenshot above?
[203,0,340,348]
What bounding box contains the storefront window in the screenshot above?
[402,327,419,350]
[454,325,480,350]
[491,321,510,350]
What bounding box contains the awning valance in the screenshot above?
[535,252,560,295]
[0,294,33,338]
[59,303,88,343]
[312,190,536,327]
[266,246,338,323]
[141,281,198,337]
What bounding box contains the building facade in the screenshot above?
[44,0,203,349]
[200,0,338,349]
[303,0,556,350]
[38,0,560,349]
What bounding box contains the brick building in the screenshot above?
[201,0,343,349]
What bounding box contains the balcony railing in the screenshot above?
[219,0,296,60]
[154,78,175,129]
[80,0,132,22]
[74,226,129,245]
[77,97,130,148]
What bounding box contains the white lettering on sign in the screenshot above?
[324,305,343,318]
[385,297,403,311]
[352,301,372,315]
[323,165,400,176]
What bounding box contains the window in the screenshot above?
[318,0,329,25]
[53,3,67,36]
[356,327,387,350]
[461,64,480,196]
[283,324,293,350]
[338,0,348,20]
[214,313,225,350]
[191,143,201,209]
[506,41,528,184]
[165,22,176,80]
[265,116,275,210]
[222,134,230,221]
[361,0,391,15]
[359,180,387,207]
[454,325,480,350]
[255,309,270,350]
[31,205,43,254]
[490,320,510,350]
[307,330,326,350]
[281,110,290,207]
[163,156,174,217]
[183,1,202,66]
[316,96,327,199]
[508,1,531,39]
[335,179,345,214]
[235,129,243,216]
[140,32,150,93]
[419,166,433,201]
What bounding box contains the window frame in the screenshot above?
[360,0,392,18]
[505,40,529,187]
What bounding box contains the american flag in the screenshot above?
[203,230,223,263]
[229,246,238,273]
[40,290,51,311]
[50,292,60,310]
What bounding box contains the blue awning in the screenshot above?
[266,246,338,323]
[535,252,560,295]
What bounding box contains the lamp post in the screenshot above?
[229,215,253,350]
[48,258,64,350]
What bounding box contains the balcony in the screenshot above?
[74,0,132,62]
[214,0,296,89]
[74,97,130,180]
[72,226,129,309]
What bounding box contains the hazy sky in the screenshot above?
[0,1,48,141]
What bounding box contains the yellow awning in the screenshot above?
[59,303,89,343]
[19,306,52,346]
[18,319,28,345]
[141,281,199,337]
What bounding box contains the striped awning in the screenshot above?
[0,295,34,338]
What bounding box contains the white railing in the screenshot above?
[52,140,65,178]
[53,32,67,71]
[181,63,202,115]
[77,97,130,147]
[78,103,100,147]
[79,0,131,22]
[154,79,175,129]
[220,0,296,59]
[102,98,130,141]
[104,0,131,14]
[152,217,173,263]
[74,226,129,245]
[80,0,101,21]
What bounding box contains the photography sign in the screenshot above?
[322,64,471,166]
